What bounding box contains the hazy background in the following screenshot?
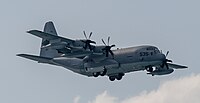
[0,0,199,103]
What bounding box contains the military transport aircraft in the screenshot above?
[17,21,188,81]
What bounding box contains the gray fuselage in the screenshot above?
[52,45,165,77]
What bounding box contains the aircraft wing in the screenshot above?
[17,54,55,65]
[168,63,188,69]
[27,30,74,43]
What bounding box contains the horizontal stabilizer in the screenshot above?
[17,54,52,63]
[27,30,74,43]
[168,63,188,69]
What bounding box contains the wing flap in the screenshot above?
[168,63,188,69]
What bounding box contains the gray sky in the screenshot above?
[0,0,199,103]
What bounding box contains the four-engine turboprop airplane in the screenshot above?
[17,21,188,81]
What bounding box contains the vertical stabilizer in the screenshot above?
[44,21,58,35]
[40,21,60,58]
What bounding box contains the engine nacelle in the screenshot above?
[148,68,174,76]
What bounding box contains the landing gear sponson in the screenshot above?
[92,69,125,81]
[108,73,125,81]
[92,69,107,77]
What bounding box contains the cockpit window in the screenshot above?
[146,47,156,51]
[146,47,160,54]
[154,48,160,54]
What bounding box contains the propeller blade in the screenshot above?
[161,59,172,69]
[102,39,106,46]
[101,36,116,58]
[109,50,114,57]
[110,45,116,48]
[89,32,92,39]
[90,40,96,44]
[167,59,172,63]
[160,51,172,69]
[108,36,110,45]
[166,51,169,57]
[83,31,87,39]
[81,31,96,51]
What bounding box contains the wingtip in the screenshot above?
[16,54,31,58]
[26,30,31,33]
[16,54,25,57]
[16,54,21,56]
[181,65,188,69]
[179,65,188,69]
[26,30,41,34]
[26,30,35,33]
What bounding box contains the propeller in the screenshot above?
[161,51,172,69]
[81,31,96,51]
[101,37,116,58]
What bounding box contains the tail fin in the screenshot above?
[43,21,57,35]
[40,21,60,58]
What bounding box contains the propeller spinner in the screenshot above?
[102,37,116,58]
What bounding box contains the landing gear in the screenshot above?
[93,69,124,81]
[108,73,124,81]
[100,69,107,76]
[93,69,107,77]
[93,72,100,77]
[116,75,122,80]
[109,76,115,81]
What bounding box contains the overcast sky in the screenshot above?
[0,0,200,103]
